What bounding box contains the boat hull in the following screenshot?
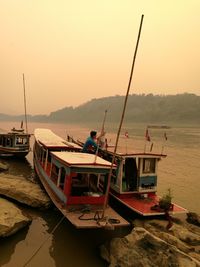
[0,146,30,157]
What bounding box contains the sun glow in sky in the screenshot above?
[1,0,200,115]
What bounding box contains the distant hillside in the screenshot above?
[1,93,200,124]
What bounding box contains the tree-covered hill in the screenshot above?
[1,93,200,124]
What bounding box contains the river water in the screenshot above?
[0,121,199,267]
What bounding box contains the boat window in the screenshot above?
[142,158,156,174]
[6,137,12,147]
[99,174,108,194]
[71,173,103,197]
[42,150,46,165]
[3,137,6,146]
[59,167,66,190]
[35,142,42,160]
[51,163,59,183]
[71,173,89,196]
[16,137,23,144]
[16,136,28,145]
[23,138,28,144]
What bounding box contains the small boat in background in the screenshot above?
[33,128,129,229]
[0,125,31,157]
[0,74,31,158]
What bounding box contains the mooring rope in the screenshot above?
[22,215,65,267]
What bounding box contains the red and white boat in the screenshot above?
[33,128,129,229]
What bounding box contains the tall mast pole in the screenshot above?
[23,73,28,134]
[102,14,144,218]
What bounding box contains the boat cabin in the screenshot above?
[104,152,166,195]
[49,152,113,205]
[0,132,29,147]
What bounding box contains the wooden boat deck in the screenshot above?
[63,205,129,229]
[111,193,187,216]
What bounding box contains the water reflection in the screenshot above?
[0,207,130,267]
[0,225,29,266]
[0,206,131,267]
[47,209,130,267]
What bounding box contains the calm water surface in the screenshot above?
[0,121,199,267]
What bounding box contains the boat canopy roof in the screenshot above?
[34,128,81,150]
[105,149,166,158]
[51,151,116,169]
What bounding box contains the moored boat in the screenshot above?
[100,148,187,216]
[0,127,31,157]
[68,134,187,216]
[33,128,129,229]
[0,74,31,158]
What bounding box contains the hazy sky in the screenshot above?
[1,1,200,115]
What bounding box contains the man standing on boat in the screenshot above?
[82,130,104,154]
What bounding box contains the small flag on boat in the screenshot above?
[164,132,167,141]
[20,120,23,129]
[125,131,129,138]
[145,128,151,142]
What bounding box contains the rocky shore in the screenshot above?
[100,214,200,267]
[0,166,50,237]
[0,174,50,208]
[0,198,31,237]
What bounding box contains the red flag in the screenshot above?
[125,131,129,138]
[145,129,151,142]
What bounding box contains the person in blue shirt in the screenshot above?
[82,131,98,153]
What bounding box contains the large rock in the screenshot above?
[134,218,200,261]
[100,219,200,267]
[0,174,50,208]
[0,197,31,237]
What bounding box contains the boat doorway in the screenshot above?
[123,158,138,192]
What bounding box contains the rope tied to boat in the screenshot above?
[68,205,121,226]
[77,206,121,226]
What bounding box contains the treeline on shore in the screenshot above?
[1,93,200,124]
